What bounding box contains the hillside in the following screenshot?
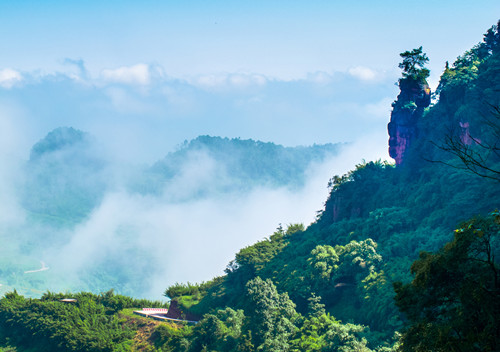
[1,20,499,352]
[152,20,500,351]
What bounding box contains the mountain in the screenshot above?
[23,127,107,228]
[150,20,500,351]
[1,20,499,352]
[23,131,342,225]
[135,135,342,197]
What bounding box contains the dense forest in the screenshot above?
[1,21,499,352]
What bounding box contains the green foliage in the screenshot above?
[163,22,500,351]
[0,289,169,352]
[290,313,372,352]
[307,245,339,281]
[144,136,342,195]
[394,212,500,351]
[244,277,298,351]
[0,291,139,352]
[153,323,192,352]
[164,282,206,300]
[189,308,244,352]
[307,293,326,318]
[398,46,430,82]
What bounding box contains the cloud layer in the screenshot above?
[0,62,397,163]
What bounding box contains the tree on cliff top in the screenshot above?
[399,46,430,82]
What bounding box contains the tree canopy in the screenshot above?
[394,212,500,351]
[398,46,430,81]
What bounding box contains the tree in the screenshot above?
[190,307,244,352]
[436,105,500,181]
[290,313,372,352]
[245,277,298,351]
[427,21,500,181]
[307,245,339,281]
[307,293,326,318]
[398,46,430,81]
[394,212,500,351]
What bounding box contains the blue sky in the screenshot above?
[1,0,498,78]
[0,1,499,161]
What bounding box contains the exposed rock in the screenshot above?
[165,300,201,321]
[332,196,343,222]
[388,78,431,165]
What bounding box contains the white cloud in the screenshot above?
[192,73,267,90]
[101,64,151,85]
[306,71,334,85]
[348,66,378,81]
[0,68,22,88]
[104,87,154,113]
[195,74,226,87]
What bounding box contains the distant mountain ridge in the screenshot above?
[141,135,342,196]
[29,127,91,160]
[23,131,342,226]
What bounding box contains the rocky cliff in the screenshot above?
[388,78,431,165]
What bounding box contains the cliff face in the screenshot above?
[388,78,431,165]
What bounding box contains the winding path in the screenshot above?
[24,261,50,274]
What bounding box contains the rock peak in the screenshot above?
[388,78,431,165]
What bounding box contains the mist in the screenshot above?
[0,68,391,300]
[2,65,396,161]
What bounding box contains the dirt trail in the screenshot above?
[24,261,49,274]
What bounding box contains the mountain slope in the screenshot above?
[160,20,500,350]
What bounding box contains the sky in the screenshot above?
[0,2,498,298]
[1,1,499,78]
[0,1,499,159]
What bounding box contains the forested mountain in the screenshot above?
[23,127,107,227]
[24,130,341,227]
[136,135,342,197]
[1,20,499,352]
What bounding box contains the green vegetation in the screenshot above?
[398,46,430,82]
[0,290,167,352]
[140,136,342,195]
[394,212,500,351]
[1,20,499,352]
[155,20,500,350]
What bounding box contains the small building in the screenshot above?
[59,298,77,303]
